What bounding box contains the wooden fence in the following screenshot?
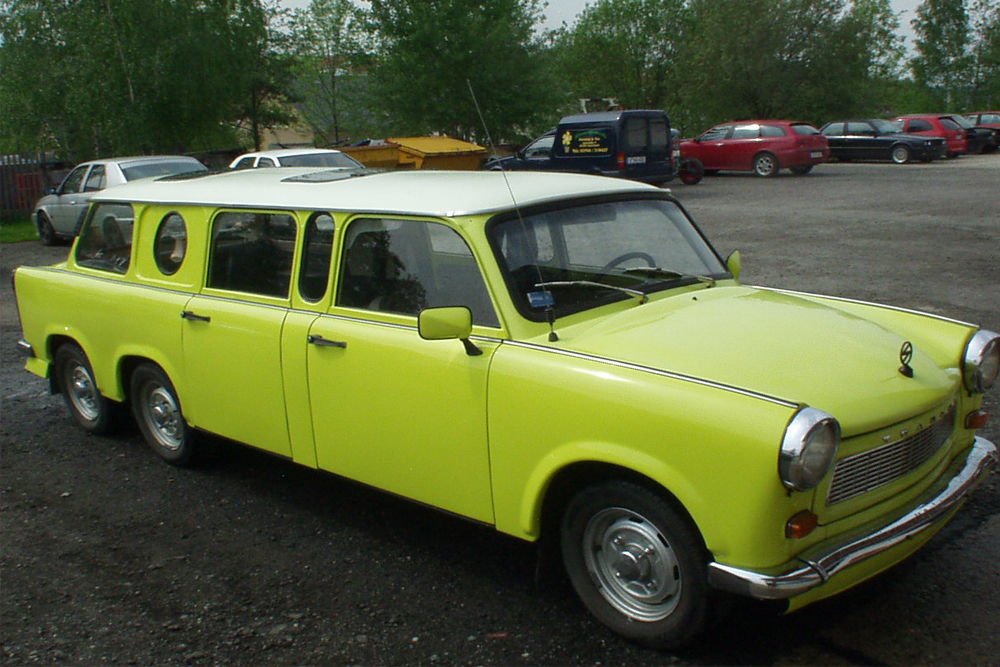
[0,156,50,220]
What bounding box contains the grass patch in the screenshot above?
[0,218,38,243]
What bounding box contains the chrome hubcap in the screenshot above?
[583,508,681,621]
[144,384,183,451]
[68,365,100,421]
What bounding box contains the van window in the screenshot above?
[625,118,647,150]
[76,203,135,274]
[154,212,187,275]
[338,218,498,327]
[299,212,335,302]
[207,211,297,297]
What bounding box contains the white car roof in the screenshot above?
[92,169,660,218]
[233,148,347,159]
[81,155,201,167]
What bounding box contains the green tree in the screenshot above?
[969,0,1000,106]
[911,0,974,108]
[287,0,373,145]
[0,0,293,159]
[366,0,556,142]
[551,0,689,112]
[843,0,907,114]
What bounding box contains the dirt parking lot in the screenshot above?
[2,156,998,665]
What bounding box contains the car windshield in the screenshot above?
[490,198,726,320]
[122,160,207,181]
[872,119,901,133]
[280,152,362,168]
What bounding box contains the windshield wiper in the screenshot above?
[623,267,716,287]
[535,280,649,304]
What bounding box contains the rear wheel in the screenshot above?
[54,344,115,434]
[752,152,779,177]
[130,364,196,465]
[560,481,712,649]
[37,212,57,246]
[891,144,911,164]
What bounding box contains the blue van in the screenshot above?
[489,110,675,184]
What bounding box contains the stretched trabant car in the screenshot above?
[12,169,999,648]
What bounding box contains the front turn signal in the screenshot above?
[785,510,819,539]
[965,410,989,430]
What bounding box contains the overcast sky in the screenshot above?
[279,0,923,46]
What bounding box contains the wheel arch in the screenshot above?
[115,353,184,406]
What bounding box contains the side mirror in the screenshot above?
[418,306,481,356]
[726,250,742,281]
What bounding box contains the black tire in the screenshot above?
[130,364,196,465]
[890,144,911,164]
[752,152,779,177]
[37,212,58,246]
[560,481,712,649]
[678,158,704,185]
[54,344,115,434]
[790,165,813,175]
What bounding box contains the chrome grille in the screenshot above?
[827,405,955,505]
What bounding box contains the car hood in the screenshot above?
[556,285,957,435]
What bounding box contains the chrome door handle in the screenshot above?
[308,334,347,349]
[181,310,211,323]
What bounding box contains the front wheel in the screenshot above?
[130,364,196,465]
[560,481,712,649]
[891,144,911,164]
[752,152,779,177]
[678,158,704,185]
[54,344,116,434]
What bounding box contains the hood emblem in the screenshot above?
[899,341,914,378]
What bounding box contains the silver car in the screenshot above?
[33,155,207,245]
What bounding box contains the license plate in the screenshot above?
[810,151,823,159]
[626,156,646,165]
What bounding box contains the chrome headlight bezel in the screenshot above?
[963,329,1000,393]
[779,407,841,491]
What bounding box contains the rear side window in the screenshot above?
[940,118,960,130]
[83,165,106,192]
[907,119,932,131]
[154,212,187,275]
[299,212,335,302]
[845,122,872,134]
[791,124,820,135]
[760,125,786,137]
[732,125,760,139]
[76,202,135,274]
[208,211,297,297]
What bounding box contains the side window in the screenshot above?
[75,202,135,273]
[732,125,760,139]
[846,122,873,135]
[259,157,277,167]
[338,218,498,327]
[523,135,554,159]
[83,165,107,192]
[759,125,786,137]
[701,125,731,141]
[299,212,335,302]
[154,212,187,275]
[207,211,296,297]
[649,117,668,150]
[822,123,844,135]
[909,119,932,132]
[233,157,255,170]
[59,166,88,195]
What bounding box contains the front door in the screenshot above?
[307,217,502,522]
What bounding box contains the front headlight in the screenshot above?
[963,329,1000,393]
[779,408,841,491]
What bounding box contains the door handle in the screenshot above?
[308,334,347,349]
[181,310,211,323]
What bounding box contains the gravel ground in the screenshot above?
[2,156,999,665]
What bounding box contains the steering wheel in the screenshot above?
[596,251,656,281]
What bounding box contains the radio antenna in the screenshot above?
[467,80,558,342]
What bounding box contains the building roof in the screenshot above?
[92,169,659,218]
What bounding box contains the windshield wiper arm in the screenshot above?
[623,267,716,286]
[535,280,649,304]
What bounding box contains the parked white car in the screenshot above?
[32,155,207,245]
[228,148,363,170]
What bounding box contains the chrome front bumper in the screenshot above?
[708,436,997,600]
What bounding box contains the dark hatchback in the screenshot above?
[820,119,946,164]
[489,110,675,184]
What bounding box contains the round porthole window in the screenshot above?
[154,212,187,275]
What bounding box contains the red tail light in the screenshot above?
[616,152,626,169]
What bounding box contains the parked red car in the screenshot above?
[680,120,828,177]
[893,114,967,158]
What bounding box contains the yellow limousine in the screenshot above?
[13,168,998,648]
